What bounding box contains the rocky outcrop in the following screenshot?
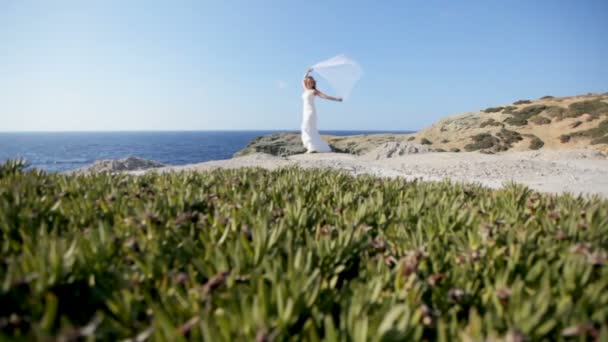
[71,157,165,175]
[233,134,306,157]
[234,133,414,157]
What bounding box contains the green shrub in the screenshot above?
[504,105,547,126]
[529,136,544,150]
[566,100,608,119]
[483,106,504,113]
[464,133,500,151]
[496,128,523,146]
[480,119,503,128]
[531,116,551,125]
[570,119,608,144]
[503,106,517,114]
[504,116,528,126]
[545,106,566,119]
[513,100,532,105]
[407,136,416,141]
[450,148,461,152]
[1,163,607,340]
[420,138,432,145]
[540,95,554,100]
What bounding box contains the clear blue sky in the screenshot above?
[1,0,607,131]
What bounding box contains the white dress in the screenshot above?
[301,89,332,153]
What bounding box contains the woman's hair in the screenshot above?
[304,76,316,90]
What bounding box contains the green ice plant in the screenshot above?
[0,161,607,341]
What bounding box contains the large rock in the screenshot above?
[234,133,306,157]
[71,156,165,174]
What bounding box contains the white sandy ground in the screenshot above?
[132,149,608,198]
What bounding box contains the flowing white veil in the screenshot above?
[310,54,362,101]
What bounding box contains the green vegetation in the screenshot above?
[420,138,433,145]
[504,105,547,126]
[407,136,416,142]
[567,100,608,119]
[450,148,461,152]
[464,133,500,152]
[570,119,608,145]
[503,106,517,114]
[540,96,554,100]
[483,107,504,113]
[531,116,551,125]
[529,136,545,150]
[1,161,608,341]
[496,128,523,146]
[479,119,503,128]
[513,100,532,105]
[465,129,522,152]
[545,106,567,120]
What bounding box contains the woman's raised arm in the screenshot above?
[315,90,343,102]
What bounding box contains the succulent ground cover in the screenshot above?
[1,160,608,341]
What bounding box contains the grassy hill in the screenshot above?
[409,93,608,154]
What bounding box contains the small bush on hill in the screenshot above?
[407,136,416,141]
[464,133,500,151]
[504,105,547,126]
[496,128,523,146]
[480,119,504,128]
[531,116,551,125]
[420,138,433,145]
[529,136,544,150]
[540,95,554,100]
[483,106,504,113]
[513,100,532,105]
[566,100,608,119]
[503,106,517,114]
[545,106,567,120]
[570,119,608,145]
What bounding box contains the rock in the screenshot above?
[364,142,431,160]
[233,133,306,157]
[71,157,165,174]
[234,133,415,158]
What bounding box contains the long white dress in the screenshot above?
[301,89,332,153]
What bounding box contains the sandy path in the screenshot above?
[137,149,608,197]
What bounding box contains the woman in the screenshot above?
[301,68,342,153]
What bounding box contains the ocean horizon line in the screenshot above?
[0,129,416,134]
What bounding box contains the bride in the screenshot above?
[301,68,342,153]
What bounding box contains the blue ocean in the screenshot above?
[0,131,409,172]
